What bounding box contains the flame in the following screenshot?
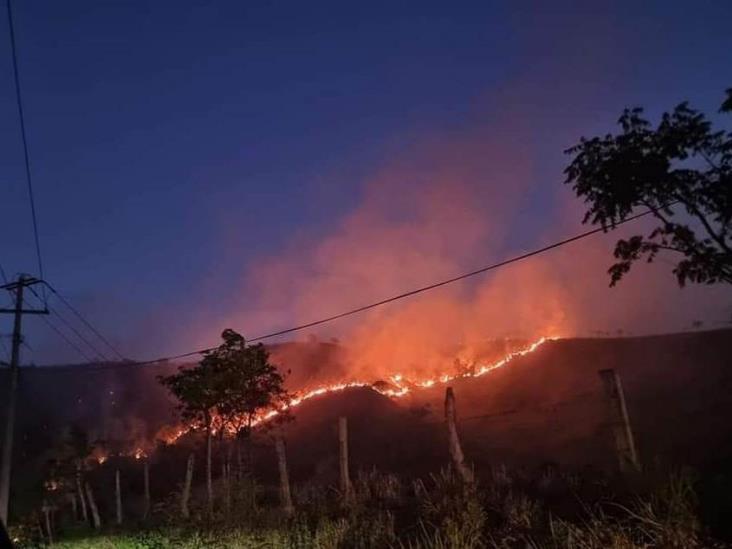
[91,447,108,465]
[159,336,555,445]
[156,424,189,445]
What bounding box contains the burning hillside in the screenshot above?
[154,335,556,446]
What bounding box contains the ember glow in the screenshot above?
[156,336,556,445]
[92,448,108,465]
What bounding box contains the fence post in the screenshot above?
[338,416,352,501]
[115,468,123,525]
[274,436,294,517]
[181,453,195,519]
[143,459,150,520]
[75,461,88,524]
[84,482,101,529]
[598,369,640,472]
[41,500,53,546]
[445,387,473,484]
[66,492,77,522]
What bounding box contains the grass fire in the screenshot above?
[1,3,731,547]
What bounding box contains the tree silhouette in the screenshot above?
[159,341,226,514]
[565,88,732,286]
[158,329,290,512]
[213,330,291,478]
[216,331,290,435]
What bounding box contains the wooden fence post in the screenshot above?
[75,462,88,524]
[274,436,294,517]
[598,369,640,472]
[338,416,352,501]
[445,387,473,484]
[84,482,101,530]
[222,452,231,515]
[206,430,213,516]
[41,500,53,546]
[66,492,77,522]
[181,453,195,519]
[115,469,123,525]
[143,459,150,520]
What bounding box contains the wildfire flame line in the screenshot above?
[157,336,556,445]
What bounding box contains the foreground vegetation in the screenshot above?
[10,330,730,547]
[12,464,727,548]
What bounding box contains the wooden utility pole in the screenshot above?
[0,275,48,524]
[274,436,294,517]
[598,369,640,472]
[338,417,352,501]
[445,387,473,484]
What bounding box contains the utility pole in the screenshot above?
[0,275,48,524]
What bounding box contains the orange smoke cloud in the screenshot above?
[196,101,729,390]
[212,130,579,385]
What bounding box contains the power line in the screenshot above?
[0,264,12,310]
[131,205,666,366]
[26,286,109,362]
[37,315,95,364]
[49,306,109,362]
[6,0,46,298]
[43,282,126,360]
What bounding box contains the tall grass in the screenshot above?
[13,466,722,548]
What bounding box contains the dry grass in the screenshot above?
[14,466,725,548]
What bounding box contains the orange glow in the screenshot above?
[91,447,108,464]
[158,336,555,445]
[155,424,189,445]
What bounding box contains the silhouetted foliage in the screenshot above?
[565,88,732,286]
[211,329,291,437]
[158,353,221,435]
[158,329,290,513]
[158,330,290,432]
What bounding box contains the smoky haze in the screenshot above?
[191,125,731,387]
[163,18,731,386]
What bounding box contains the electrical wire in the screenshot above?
[27,202,676,370]
[43,282,126,360]
[26,286,109,362]
[42,204,666,369]
[131,204,665,366]
[24,289,95,363]
[6,0,46,300]
[36,315,95,363]
[0,263,13,310]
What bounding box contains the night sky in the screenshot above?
[1,1,731,364]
